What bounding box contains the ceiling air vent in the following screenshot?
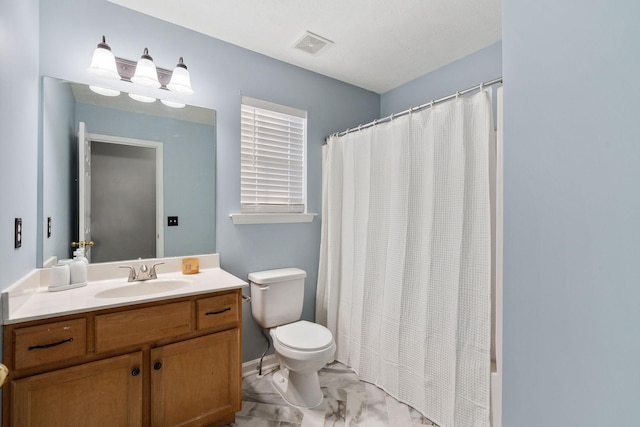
[294,31,333,55]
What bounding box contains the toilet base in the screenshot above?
[272,368,324,408]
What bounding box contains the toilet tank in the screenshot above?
[249,268,306,328]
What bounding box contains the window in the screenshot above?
[240,96,307,214]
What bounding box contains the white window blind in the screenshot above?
[241,97,307,214]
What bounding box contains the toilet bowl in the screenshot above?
[248,268,336,408]
[270,320,336,408]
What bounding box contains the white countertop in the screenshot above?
[2,254,248,325]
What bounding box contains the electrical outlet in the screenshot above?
[168,216,179,226]
[14,218,22,248]
[47,217,52,238]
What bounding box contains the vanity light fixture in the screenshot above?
[131,48,161,88]
[87,36,120,80]
[128,93,156,103]
[87,35,194,101]
[160,99,186,109]
[166,58,193,95]
[88,86,120,97]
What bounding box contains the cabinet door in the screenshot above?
[12,352,143,427]
[150,330,241,427]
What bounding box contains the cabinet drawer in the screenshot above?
[95,302,192,353]
[14,318,86,370]
[197,292,239,330]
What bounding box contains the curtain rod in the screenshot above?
[327,76,503,139]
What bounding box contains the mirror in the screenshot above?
[39,76,216,266]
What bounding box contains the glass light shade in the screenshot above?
[128,93,156,103]
[131,48,161,88]
[88,37,120,80]
[167,58,193,95]
[89,86,120,97]
[160,99,186,108]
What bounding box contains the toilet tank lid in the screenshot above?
[248,268,306,284]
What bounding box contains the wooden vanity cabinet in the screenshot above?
[12,352,144,426]
[2,288,242,427]
[150,330,240,426]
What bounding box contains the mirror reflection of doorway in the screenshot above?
[79,122,164,263]
[92,141,157,263]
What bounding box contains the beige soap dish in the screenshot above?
[182,257,199,275]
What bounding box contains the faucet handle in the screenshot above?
[119,265,137,282]
[150,262,165,279]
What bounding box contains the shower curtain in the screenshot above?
[317,90,493,427]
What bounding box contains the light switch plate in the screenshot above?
[15,218,22,248]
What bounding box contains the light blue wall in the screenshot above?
[503,1,640,425]
[0,0,39,290]
[36,0,380,362]
[381,42,502,116]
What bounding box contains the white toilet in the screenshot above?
[249,268,336,408]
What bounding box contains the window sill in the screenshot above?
[230,213,317,225]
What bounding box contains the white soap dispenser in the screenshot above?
[69,249,88,287]
[74,247,89,265]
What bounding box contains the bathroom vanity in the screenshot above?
[1,255,246,427]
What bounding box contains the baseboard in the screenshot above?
[242,354,279,377]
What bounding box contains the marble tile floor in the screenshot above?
[226,362,438,427]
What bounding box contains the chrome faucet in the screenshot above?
[119,262,164,282]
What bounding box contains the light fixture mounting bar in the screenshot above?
[114,57,173,88]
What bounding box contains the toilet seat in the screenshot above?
[273,320,333,351]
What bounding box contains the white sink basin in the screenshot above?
[94,278,191,299]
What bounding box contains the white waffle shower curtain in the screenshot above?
[317,90,493,427]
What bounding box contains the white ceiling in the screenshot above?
[107,0,502,94]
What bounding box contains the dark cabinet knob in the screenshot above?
[131,367,140,376]
[153,362,162,371]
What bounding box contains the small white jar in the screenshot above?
[50,263,70,288]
